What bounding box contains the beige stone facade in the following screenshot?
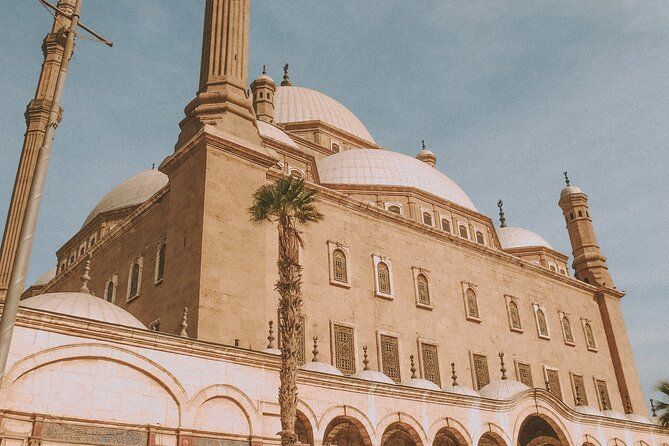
[2,1,667,446]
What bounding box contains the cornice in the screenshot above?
[504,246,570,262]
[279,120,380,150]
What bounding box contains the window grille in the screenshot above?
[517,362,533,387]
[156,243,166,282]
[422,212,433,226]
[129,262,141,298]
[472,354,490,390]
[509,300,522,330]
[562,316,574,344]
[333,324,356,375]
[585,323,597,350]
[459,225,468,238]
[536,308,549,337]
[476,231,485,244]
[387,205,401,215]
[572,374,588,405]
[421,343,441,386]
[466,288,479,319]
[105,280,115,303]
[596,379,611,410]
[441,219,451,232]
[380,334,401,382]
[416,274,430,306]
[332,249,347,283]
[546,369,562,400]
[377,262,391,295]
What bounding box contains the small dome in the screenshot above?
[626,413,651,424]
[479,379,530,400]
[257,121,298,149]
[496,226,553,250]
[354,369,395,384]
[253,73,275,84]
[602,410,627,420]
[574,405,602,416]
[274,86,375,143]
[32,268,56,287]
[83,169,168,227]
[560,185,583,198]
[317,149,477,211]
[402,378,441,391]
[21,292,146,329]
[443,385,480,397]
[300,361,344,376]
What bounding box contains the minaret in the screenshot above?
[0,0,76,300]
[175,0,262,148]
[558,173,614,288]
[250,66,276,123]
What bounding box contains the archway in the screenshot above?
[296,410,314,446]
[382,422,423,446]
[478,433,506,446]
[323,416,372,446]
[434,427,467,446]
[517,415,568,446]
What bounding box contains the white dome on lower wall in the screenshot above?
[21,292,146,329]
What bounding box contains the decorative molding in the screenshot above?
[40,422,147,446]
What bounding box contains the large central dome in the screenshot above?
[317,149,477,211]
[274,86,375,144]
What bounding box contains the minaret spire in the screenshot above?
[176,0,262,147]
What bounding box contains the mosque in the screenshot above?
[0,2,667,446]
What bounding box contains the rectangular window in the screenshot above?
[472,353,490,390]
[596,379,611,410]
[545,368,563,401]
[420,342,441,387]
[571,373,588,406]
[333,324,356,375]
[516,362,533,387]
[379,334,401,383]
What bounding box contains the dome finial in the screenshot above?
[497,199,507,228]
[262,64,267,75]
[363,345,370,370]
[421,140,426,150]
[267,320,275,349]
[281,63,292,86]
[499,352,507,380]
[311,336,319,362]
[450,362,459,386]
[563,171,570,186]
[180,307,189,337]
[410,355,417,378]
[79,254,92,294]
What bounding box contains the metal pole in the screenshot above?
[0,0,82,379]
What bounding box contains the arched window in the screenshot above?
[128,258,142,300]
[387,205,401,215]
[377,262,391,295]
[332,249,347,283]
[422,212,433,226]
[536,308,549,338]
[508,300,522,330]
[416,273,430,306]
[259,91,264,99]
[331,143,340,153]
[155,243,166,283]
[562,316,574,344]
[441,218,451,232]
[550,265,556,272]
[459,225,468,239]
[475,231,485,244]
[585,322,597,350]
[289,169,304,179]
[578,210,583,217]
[466,288,479,319]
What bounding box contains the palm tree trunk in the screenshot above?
[277,219,303,446]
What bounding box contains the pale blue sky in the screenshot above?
[1,2,667,406]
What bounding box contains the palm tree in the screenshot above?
[249,176,323,446]
[655,380,669,427]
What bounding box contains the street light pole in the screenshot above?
[0,0,82,379]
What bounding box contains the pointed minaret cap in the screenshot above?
[560,171,583,198]
[416,140,437,167]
